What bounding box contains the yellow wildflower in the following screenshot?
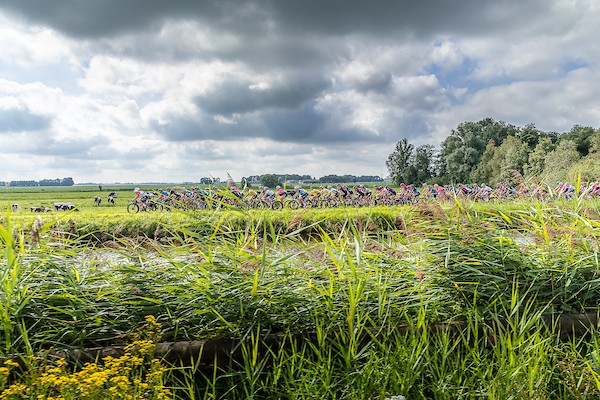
[125,339,155,356]
[0,382,28,398]
[2,361,19,368]
[110,374,131,387]
[45,367,63,375]
[54,359,67,368]
[145,315,160,327]
[128,356,144,366]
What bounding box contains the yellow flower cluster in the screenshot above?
[0,316,172,400]
[0,360,21,394]
[0,383,28,399]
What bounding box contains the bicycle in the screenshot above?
[127,198,144,213]
[127,196,162,213]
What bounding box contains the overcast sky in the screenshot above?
[0,0,598,183]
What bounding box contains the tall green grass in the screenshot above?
[0,209,33,356]
[1,199,600,398]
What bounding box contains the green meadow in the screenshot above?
[0,185,141,211]
[1,185,600,399]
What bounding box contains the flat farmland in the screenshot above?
[0,185,141,212]
[1,186,600,399]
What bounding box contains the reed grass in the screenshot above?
[1,198,599,398]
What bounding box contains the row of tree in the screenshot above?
[317,175,383,184]
[386,118,600,186]
[0,177,75,187]
[199,177,222,184]
[241,174,384,188]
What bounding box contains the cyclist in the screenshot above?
[245,187,258,200]
[309,186,321,204]
[228,181,243,199]
[355,184,369,199]
[133,187,149,211]
[294,186,309,206]
[262,186,276,202]
[276,185,286,201]
[328,186,339,204]
[337,185,351,203]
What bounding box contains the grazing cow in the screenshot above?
[107,195,116,205]
[30,206,51,212]
[108,191,118,198]
[10,204,21,212]
[54,202,76,211]
[94,196,102,206]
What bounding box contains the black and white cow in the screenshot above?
[30,206,51,212]
[54,202,76,211]
[107,191,118,205]
[94,196,102,206]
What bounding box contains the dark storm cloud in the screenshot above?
[352,72,393,94]
[1,0,548,40]
[268,0,551,37]
[150,113,259,142]
[0,1,219,38]
[94,28,333,70]
[0,108,51,132]
[261,104,385,143]
[152,101,384,144]
[261,104,327,142]
[195,74,331,116]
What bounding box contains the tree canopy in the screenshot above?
[387,118,599,185]
[386,139,436,185]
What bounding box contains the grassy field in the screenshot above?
[0,187,600,399]
[0,184,145,211]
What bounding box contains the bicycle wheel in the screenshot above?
[271,200,283,210]
[127,202,139,213]
[287,199,300,209]
[150,202,163,211]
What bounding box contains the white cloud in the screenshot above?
[431,39,464,69]
[433,65,600,139]
[0,1,599,183]
[0,16,74,67]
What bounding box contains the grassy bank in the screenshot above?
[1,198,599,398]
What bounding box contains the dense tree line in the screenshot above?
[199,177,221,184]
[1,177,75,187]
[387,118,600,186]
[243,174,313,185]
[318,175,383,183]
[242,174,384,188]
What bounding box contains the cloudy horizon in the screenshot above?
[0,0,599,183]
